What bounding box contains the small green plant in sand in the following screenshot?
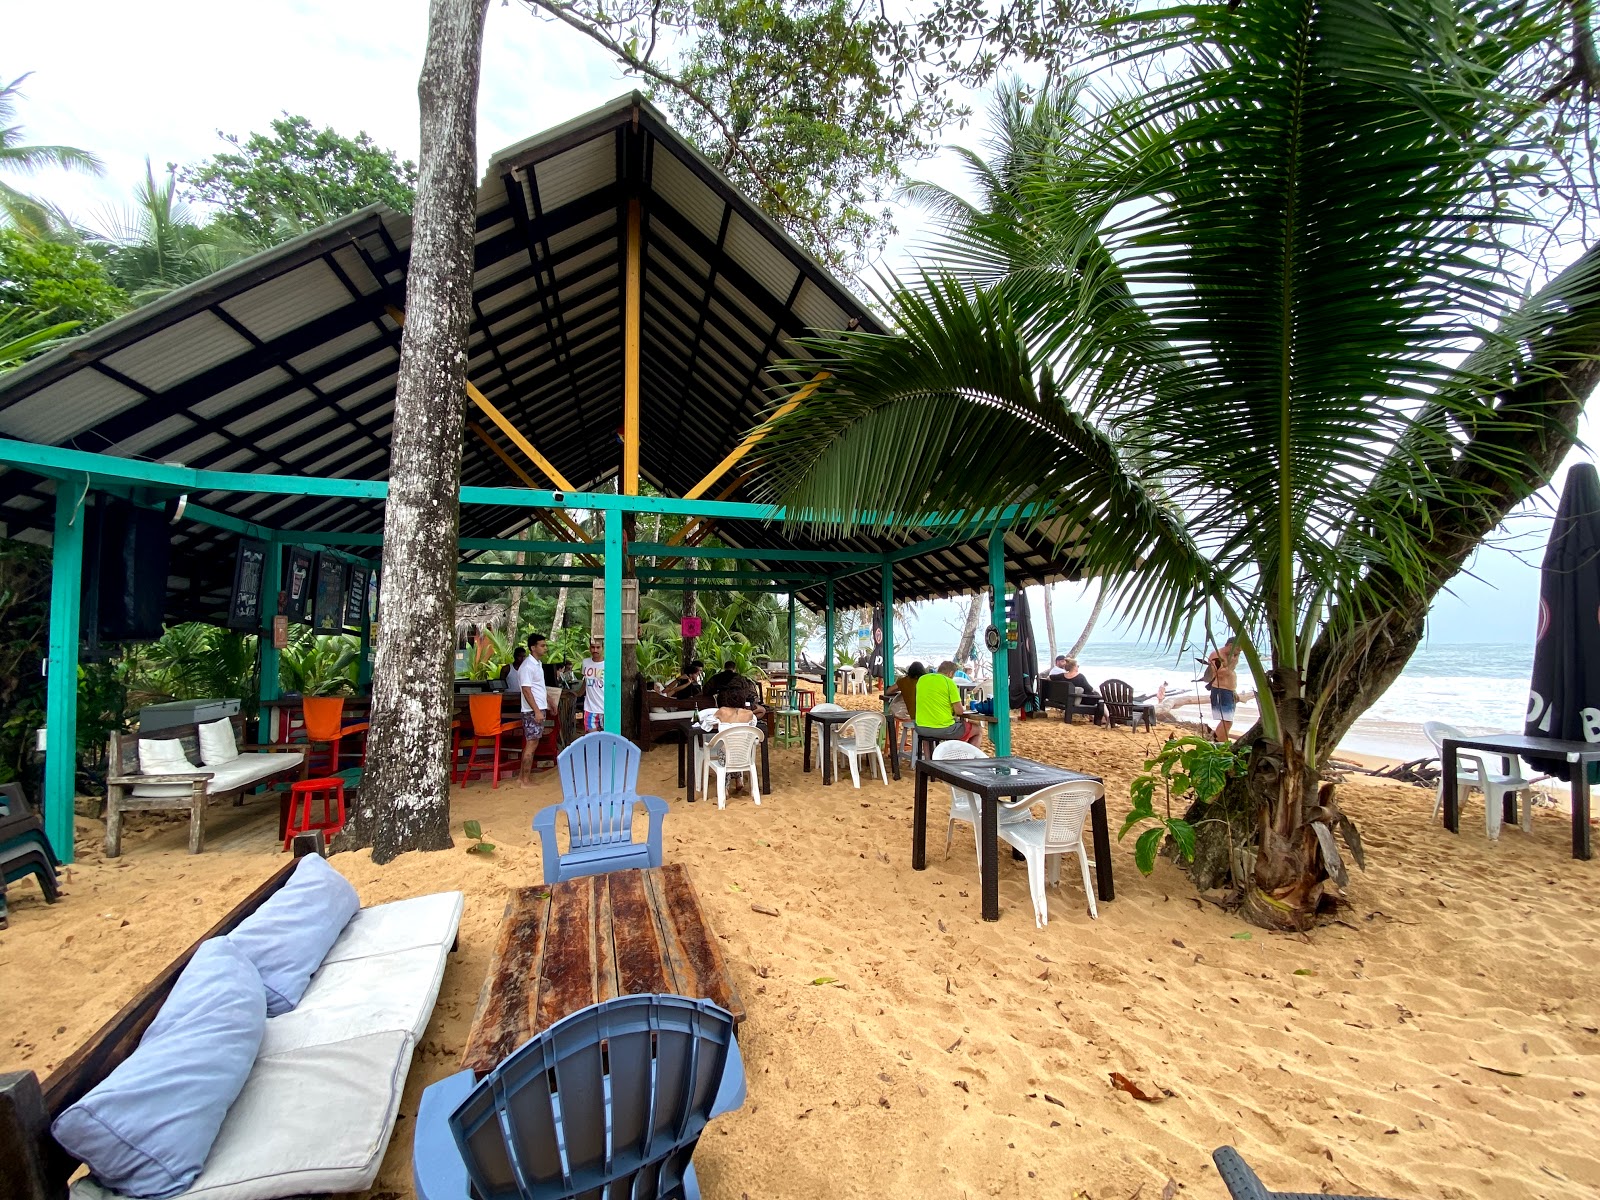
[1121,737,1249,875]
[462,819,494,855]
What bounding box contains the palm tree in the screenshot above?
[755,0,1600,929]
[0,73,102,234]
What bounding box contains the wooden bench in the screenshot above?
[105,715,306,856]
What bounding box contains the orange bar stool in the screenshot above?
[454,693,523,788]
[284,777,346,850]
[301,696,369,774]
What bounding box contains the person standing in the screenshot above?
[1207,635,1242,744]
[580,638,606,732]
[517,633,549,785]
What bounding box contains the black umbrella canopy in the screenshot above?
[1009,588,1039,708]
[1525,462,1600,781]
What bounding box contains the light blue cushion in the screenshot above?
[51,939,266,1198]
[225,853,359,1016]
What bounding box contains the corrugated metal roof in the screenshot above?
[0,92,1083,621]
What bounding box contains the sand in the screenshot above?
[4,707,1599,1200]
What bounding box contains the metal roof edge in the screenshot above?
[0,206,400,410]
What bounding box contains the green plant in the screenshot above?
[1122,737,1249,875]
[463,818,494,855]
[278,626,358,697]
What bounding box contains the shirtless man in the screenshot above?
[1207,636,1242,744]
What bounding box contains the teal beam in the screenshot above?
[459,562,603,576]
[988,528,1011,757]
[824,579,836,702]
[258,538,282,738]
[44,475,86,862]
[603,512,623,730]
[787,593,797,686]
[629,543,883,565]
[880,561,894,696]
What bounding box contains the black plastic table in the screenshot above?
[802,708,854,785]
[912,754,1114,921]
[685,722,771,803]
[1440,732,1597,859]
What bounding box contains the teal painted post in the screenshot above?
[45,476,86,862]
[988,529,1011,757]
[787,593,797,684]
[880,562,894,694]
[258,540,281,745]
[603,511,623,730]
[823,578,835,702]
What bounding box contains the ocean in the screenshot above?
[893,639,1534,761]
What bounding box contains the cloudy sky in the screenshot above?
[9,0,1592,647]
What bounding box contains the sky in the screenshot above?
[9,0,1595,647]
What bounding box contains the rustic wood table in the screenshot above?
[460,864,744,1075]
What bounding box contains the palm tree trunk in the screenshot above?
[551,552,571,632]
[954,590,984,661]
[360,0,488,865]
[1067,580,1107,659]
[1041,584,1058,661]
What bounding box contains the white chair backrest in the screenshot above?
[933,739,987,809]
[811,703,847,714]
[1028,780,1101,847]
[709,725,761,769]
[1421,720,1464,754]
[841,711,881,742]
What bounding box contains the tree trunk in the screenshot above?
[1041,584,1058,661]
[551,552,571,632]
[360,0,488,865]
[954,590,984,661]
[1067,580,1107,659]
[681,560,698,672]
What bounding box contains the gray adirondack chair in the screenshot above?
[532,732,668,883]
[412,994,746,1200]
[1214,1147,1403,1199]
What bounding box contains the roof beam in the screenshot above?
[466,422,597,556]
[682,371,829,500]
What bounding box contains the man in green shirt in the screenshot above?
[915,660,982,746]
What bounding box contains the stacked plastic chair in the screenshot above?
[0,783,61,906]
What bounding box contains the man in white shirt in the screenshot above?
[518,632,549,785]
[580,638,605,731]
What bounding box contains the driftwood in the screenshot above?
[1363,756,1440,788]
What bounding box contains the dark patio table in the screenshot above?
[802,708,854,785]
[1441,732,1598,859]
[913,754,1114,921]
[685,721,770,803]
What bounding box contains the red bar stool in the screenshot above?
[284,777,346,851]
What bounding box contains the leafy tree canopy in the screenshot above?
[0,227,124,330]
[179,114,417,245]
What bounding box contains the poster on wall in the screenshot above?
[227,538,268,630]
[312,554,347,633]
[285,547,315,625]
[344,566,369,632]
[366,570,380,641]
[869,605,885,679]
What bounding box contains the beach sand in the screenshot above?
[4,707,1599,1199]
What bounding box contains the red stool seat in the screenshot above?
[284,777,347,851]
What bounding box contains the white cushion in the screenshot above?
[322,891,464,964]
[71,1031,415,1200]
[139,738,194,775]
[198,721,239,767]
[260,945,450,1056]
[131,752,303,800]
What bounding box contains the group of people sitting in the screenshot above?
[887,660,985,747]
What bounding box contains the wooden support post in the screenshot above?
[45,475,85,862]
[880,561,894,697]
[683,373,829,501]
[988,529,1011,757]
[623,198,642,496]
[258,539,282,744]
[603,511,624,729]
[824,579,835,702]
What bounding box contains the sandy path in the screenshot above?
[4,714,1597,1199]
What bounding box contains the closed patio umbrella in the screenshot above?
[1525,462,1600,781]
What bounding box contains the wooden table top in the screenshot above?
[459,863,744,1076]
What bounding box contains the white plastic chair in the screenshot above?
[997,780,1102,925]
[847,667,868,695]
[808,701,846,761]
[933,740,1034,869]
[832,711,888,788]
[1422,720,1531,839]
[701,725,763,809]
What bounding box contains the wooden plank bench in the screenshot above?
[460,863,744,1076]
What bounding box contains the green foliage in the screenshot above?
[123,622,261,717]
[463,819,494,854]
[0,73,102,235]
[180,115,417,245]
[1121,737,1248,875]
[277,626,358,698]
[0,539,48,787]
[0,306,78,370]
[0,228,125,330]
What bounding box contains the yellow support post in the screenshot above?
[682,371,829,500]
[623,199,642,496]
[467,423,598,558]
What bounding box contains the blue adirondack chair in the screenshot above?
[1214,1147,1402,1199]
[532,732,668,884]
[413,994,746,1200]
